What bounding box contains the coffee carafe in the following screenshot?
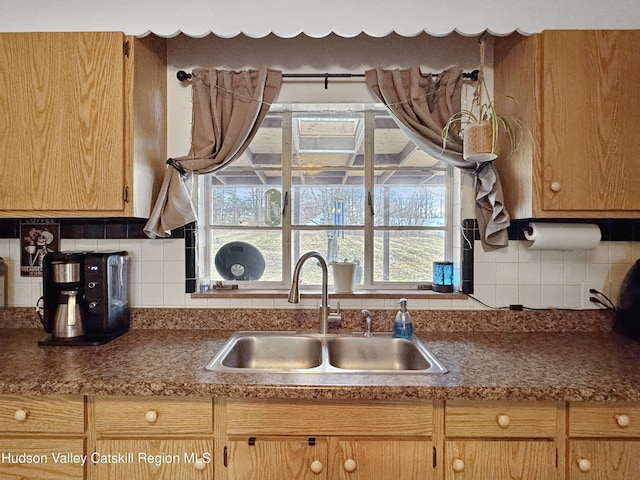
[50,261,86,338]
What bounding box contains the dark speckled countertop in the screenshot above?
[1,306,640,402]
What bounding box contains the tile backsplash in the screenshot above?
[0,234,635,312]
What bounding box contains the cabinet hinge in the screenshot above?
[123,186,129,202]
[123,40,130,58]
[248,437,256,446]
[433,446,437,468]
[308,437,316,446]
[556,448,558,468]
[223,445,228,467]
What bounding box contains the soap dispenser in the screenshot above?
[392,298,413,339]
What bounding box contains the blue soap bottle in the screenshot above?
[392,298,413,339]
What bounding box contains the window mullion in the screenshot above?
[363,109,375,288]
[282,109,293,286]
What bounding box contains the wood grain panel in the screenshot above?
[227,437,328,480]
[0,395,84,434]
[445,400,557,438]
[445,440,556,480]
[569,440,640,479]
[225,399,432,437]
[93,438,213,480]
[0,438,84,480]
[542,30,640,212]
[93,397,212,436]
[333,438,432,480]
[0,32,124,212]
[569,403,640,438]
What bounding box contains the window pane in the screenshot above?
[209,229,282,282]
[292,186,364,227]
[373,230,445,283]
[208,186,284,227]
[373,181,446,227]
[291,229,364,286]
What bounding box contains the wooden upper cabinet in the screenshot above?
[0,32,166,217]
[494,30,640,218]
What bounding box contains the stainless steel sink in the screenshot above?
[206,331,447,374]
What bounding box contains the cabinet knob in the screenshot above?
[310,460,323,474]
[615,414,630,428]
[144,410,158,423]
[14,409,28,422]
[497,414,511,428]
[577,458,591,472]
[550,181,561,192]
[452,458,465,472]
[194,459,206,471]
[343,458,357,472]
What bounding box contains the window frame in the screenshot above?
[196,103,453,291]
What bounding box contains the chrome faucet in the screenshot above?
[288,251,332,334]
[361,309,374,337]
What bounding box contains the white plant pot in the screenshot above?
[463,122,497,162]
[331,262,356,293]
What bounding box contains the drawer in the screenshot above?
[93,396,212,435]
[569,402,640,437]
[445,400,557,438]
[0,395,84,434]
[0,438,84,479]
[225,399,433,436]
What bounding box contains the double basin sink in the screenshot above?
[206,331,447,374]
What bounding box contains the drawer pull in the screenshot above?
[14,409,28,422]
[145,410,158,423]
[452,458,465,472]
[497,414,511,428]
[310,460,323,474]
[615,414,630,428]
[577,458,591,472]
[550,181,561,192]
[194,459,206,471]
[343,459,357,472]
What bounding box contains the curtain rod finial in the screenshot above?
[177,70,192,82]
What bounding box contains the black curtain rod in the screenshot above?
[176,69,479,84]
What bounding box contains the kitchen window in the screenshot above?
[195,103,452,290]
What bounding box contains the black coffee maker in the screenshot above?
[38,251,130,346]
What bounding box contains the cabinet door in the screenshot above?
[0,438,84,480]
[333,438,432,480]
[445,440,556,480]
[541,30,640,213]
[0,32,126,213]
[227,437,328,480]
[569,440,640,479]
[92,438,213,480]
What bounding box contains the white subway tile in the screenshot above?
[518,262,541,286]
[496,263,519,285]
[541,263,564,285]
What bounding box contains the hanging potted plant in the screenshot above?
[441,38,527,163]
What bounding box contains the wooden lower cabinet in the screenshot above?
[0,395,85,480]
[0,438,84,480]
[92,438,213,480]
[567,402,640,479]
[88,396,214,480]
[445,440,556,480]
[225,436,432,480]
[220,399,434,480]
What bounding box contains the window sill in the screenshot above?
[191,289,466,300]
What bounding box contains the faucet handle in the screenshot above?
[361,309,373,337]
[327,301,342,328]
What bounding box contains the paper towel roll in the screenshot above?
[524,223,601,250]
